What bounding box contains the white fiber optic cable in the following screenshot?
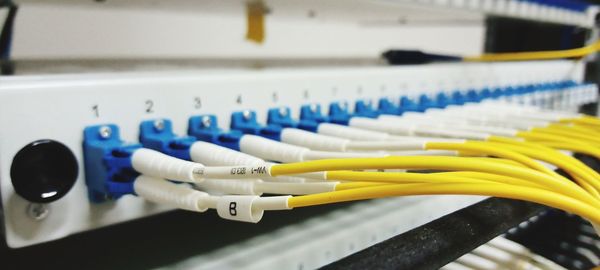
[388,150,458,156]
[134,175,214,212]
[472,244,536,269]
[195,178,338,195]
[487,237,566,270]
[280,128,434,152]
[133,176,291,223]
[316,122,391,141]
[190,141,263,167]
[439,262,475,270]
[130,147,281,183]
[238,134,386,163]
[349,117,491,140]
[455,253,500,270]
[379,114,520,137]
[422,104,555,127]
[190,141,324,181]
[131,148,205,183]
[316,122,455,142]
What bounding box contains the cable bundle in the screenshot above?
[121,100,600,243]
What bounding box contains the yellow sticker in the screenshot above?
[246,1,266,44]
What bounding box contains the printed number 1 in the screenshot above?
[92,104,100,118]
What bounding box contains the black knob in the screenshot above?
[10,140,78,203]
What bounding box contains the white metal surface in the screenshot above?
[168,195,485,270]
[0,61,587,248]
[10,0,597,62]
[12,0,485,60]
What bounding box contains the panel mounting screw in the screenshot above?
[201,116,212,127]
[309,104,317,113]
[153,119,165,131]
[242,110,252,120]
[98,126,112,139]
[278,107,288,117]
[27,203,49,221]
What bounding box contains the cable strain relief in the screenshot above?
[216,195,264,223]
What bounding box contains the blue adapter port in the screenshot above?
[139,119,196,160]
[267,107,319,132]
[83,124,141,203]
[188,115,244,150]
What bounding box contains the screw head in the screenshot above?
[27,203,49,221]
[309,104,318,113]
[201,116,212,127]
[242,110,252,120]
[98,126,112,139]
[278,107,288,117]
[153,119,165,131]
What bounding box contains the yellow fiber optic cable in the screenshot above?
[487,136,600,198]
[287,183,600,227]
[425,141,558,177]
[467,157,529,168]
[269,156,598,207]
[546,123,600,138]
[530,127,600,146]
[334,171,545,192]
[537,141,600,161]
[437,171,551,190]
[483,140,600,197]
[517,131,593,147]
[573,175,600,200]
[567,123,600,134]
[484,140,598,181]
[561,117,600,129]
[464,40,600,62]
[335,182,392,191]
[571,115,600,126]
[327,170,600,206]
[327,171,548,191]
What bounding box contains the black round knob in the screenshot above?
[10,140,78,203]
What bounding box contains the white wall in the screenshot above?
[10,0,485,60]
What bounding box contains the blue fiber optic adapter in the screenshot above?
[378,98,401,115]
[83,124,140,202]
[188,115,244,150]
[230,110,282,141]
[354,100,380,118]
[328,102,352,125]
[139,119,196,160]
[300,104,330,123]
[399,96,420,113]
[267,107,319,132]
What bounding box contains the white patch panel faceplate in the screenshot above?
[0,61,587,248]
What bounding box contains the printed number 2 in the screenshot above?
[145,100,154,113]
[229,202,237,216]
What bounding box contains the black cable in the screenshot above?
[1,2,18,75]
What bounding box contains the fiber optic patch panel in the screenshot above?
[0,60,596,248]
